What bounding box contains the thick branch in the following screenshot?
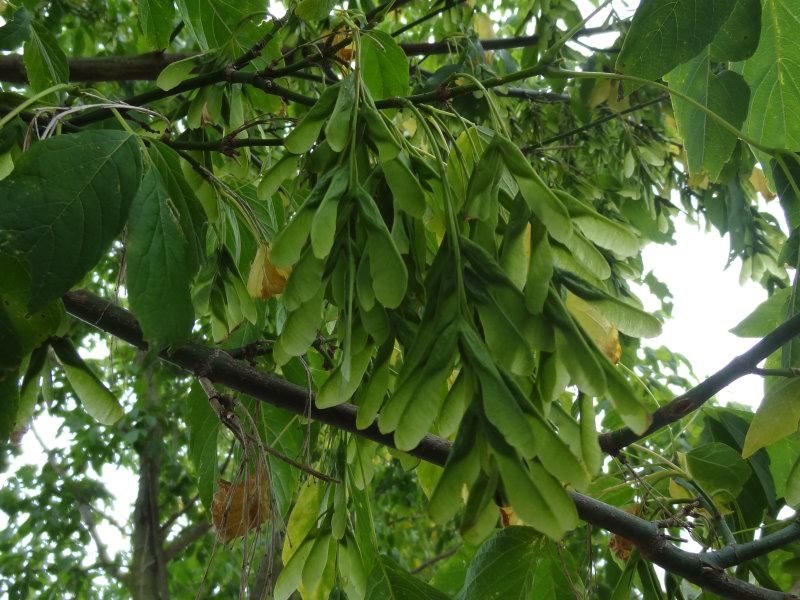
[0,28,615,85]
[599,311,800,455]
[62,289,799,600]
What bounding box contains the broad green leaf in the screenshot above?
[666,52,749,181]
[361,30,410,101]
[284,84,341,154]
[709,0,761,61]
[51,337,123,426]
[23,21,68,92]
[686,442,752,500]
[616,0,735,83]
[127,165,198,348]
[0,130,141,311]
[156,55,201,91]
[365,555,450,600]
[175,0,264,56]
[0,8,31,51]
[0,255,63,371]
[0,368,20,441]
[554,191,640,258]
[186,383,218,510]
[383,154,426,218]
[324,74,356,152]
[295,0,336,22]
[735,0,800,149]
[743,378,800,457]
[139,0,175,49]
[458,526,542,600]
[731,287,792,337]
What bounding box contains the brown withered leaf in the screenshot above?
[609,506,640,561]
[247,244,290,300]
[211,468,270,543]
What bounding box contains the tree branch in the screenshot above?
[163,521,212,563]
[0,27,616,86]
[62,289,800,599]
[599,311,800,455]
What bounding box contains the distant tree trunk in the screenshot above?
[130,370,170,600]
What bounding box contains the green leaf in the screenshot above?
[51,337,123,426]
[743,378,800,457]
[615,0,735,83]
[127,149,202,348]
[0,255,64,371]
[709,0,761,61]
[383,154,426,218]
[258,154,300,200]
[311,168,348,259]
[15,343,48,430]
[0,369,20,441]
[356,188,408,308]
[365,555,450,600]
[175,0,264,56]
[0,131,142,311]
[786,453,800,507]
[186,383,218,510]
[666,52,750,181]
[495,136,572,243]
[295,0,336,22]
[525,220,553,314]
[361,31,410,101]
[324,74,356,152]
[362,107,402,161]
[458,526,542,600]
[0,8,31,51]
[283,478,327,562]
[284,84,341,154]
[23,21,68,93]
[730,288,792,337]
[554,191,640,258]
[139,0,176,49]
[735,0,800,149]
[686,442,752,500]
[156,55,201,91]
[494,449,577,540]
[275,287,325,359]
[275,539,315,600]
[316,347,372,408]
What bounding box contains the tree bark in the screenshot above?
[129,369,170,600]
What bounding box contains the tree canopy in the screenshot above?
[1,0,800,598]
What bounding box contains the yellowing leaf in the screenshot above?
[247,244,291,299]
[743,378,800,458]
[212,465,270,543]
[750,167,776,200]
[565,292,621,364]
